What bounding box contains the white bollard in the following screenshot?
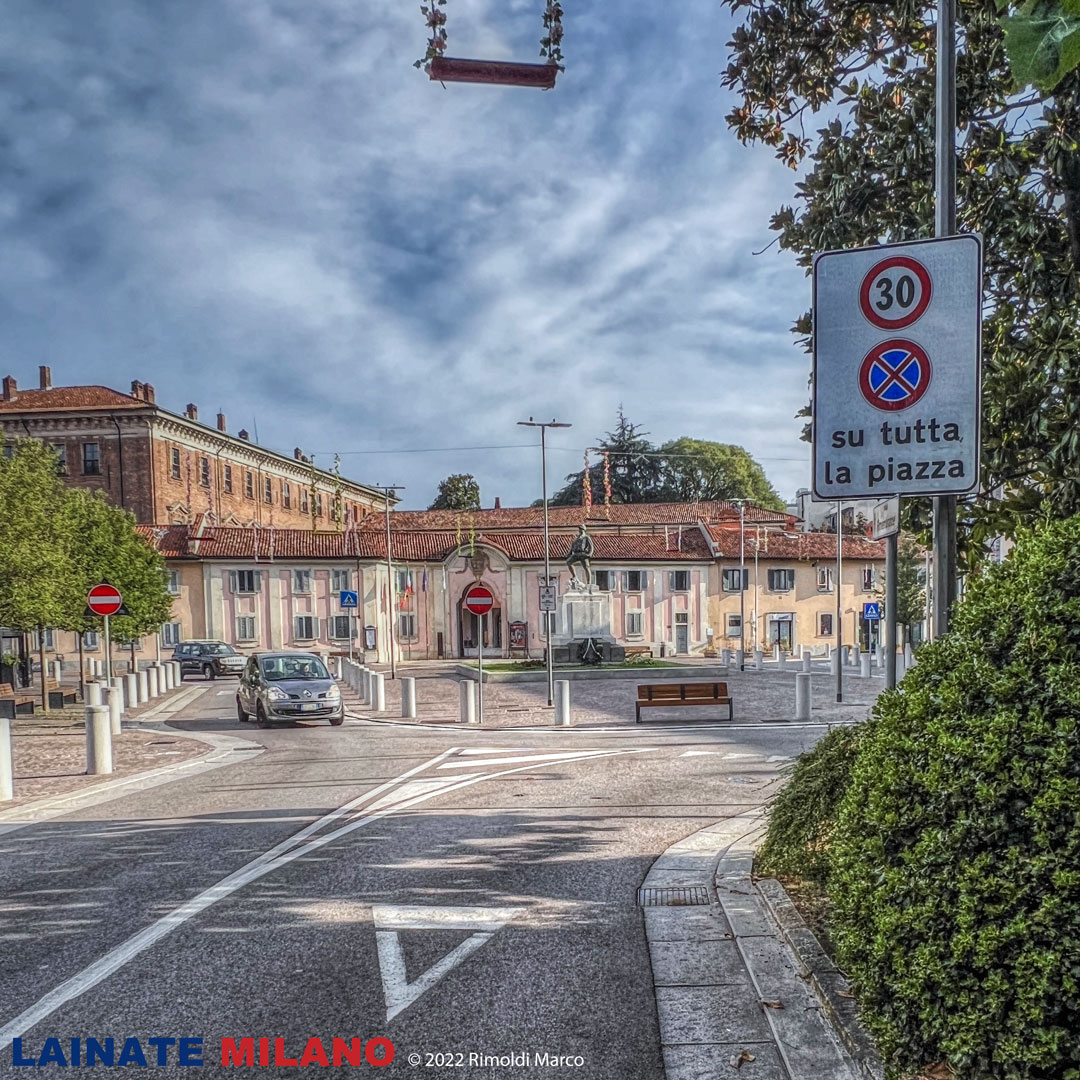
[125,672,138,711]
[795,672,812,721]
[778,650,787,672]
[720,648,730,667]
[85,705,112,774]
[401,677,417,719]
[85,681,102,707]
[110,676,125,729]
[555,679,571,727]
[375,673,386,712]
[830,650,841,676]
[895,651,907,680]
[52,659,63,683]
[802,649,812,673]
[137,669,149,705]
[459,680,477,725]
[103,685,122,737]
[147,665,160,699]
[773,643,781,663]
[362,669,372,705]
[905,643,915,667]
[735,649,745,670]
[0,717,12,801]
[165,663,176,691]
[852,644,861,666]
[860,654,871,678]
[754,649,764,671]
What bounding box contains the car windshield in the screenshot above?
[202,644,237,656]
[260,656,329,681]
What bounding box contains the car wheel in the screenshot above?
[329,711,345,727]
[203,664,215,681]
[255,703,271,728]
[236,698,248,723]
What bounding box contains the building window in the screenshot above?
[301,488,309,514]
[331,615,352,639]
[264,476,272,503]
[51,444,67,475]
[331,569,351,592]
[817,568,834,592]
[223,464,233,493]
[161,623,181,646]
[231,569,260,594]
[395,569,413,595]
[315,493,323,518]
[171,447,181,480]
[83,631,99,650]
[199,456,210,486]
[82,442,101,475]
[167,569,180,595]
[398,612,417,640]
[722,568,749,592]
[294,615,316,641]
[34,629,55,650]
[862,565,876,590]
[293,569,312,594]
[236,616,256,642]
[670,570,692,592]
[818,613,834,636]
[625,611,644,637]
[244,471,254,499]
[623,570,647,592]
[283,482,291,509]
[768,568,795,592]
[725,614,742,637]
[593,570,614,591]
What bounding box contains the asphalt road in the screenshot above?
[0,680,836,1079]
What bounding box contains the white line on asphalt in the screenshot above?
[0,745,655,1048]
[679,750,722,757]
[436,749,634,769]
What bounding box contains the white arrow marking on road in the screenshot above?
[437,749,636,770]
[373,905,523,1022]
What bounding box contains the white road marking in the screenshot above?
[767,755,791,763]
[436,749,634,770]
[0,745,655,1048]
[679,750,722,757]
[216,690,231,696]
[373,905,523,1022]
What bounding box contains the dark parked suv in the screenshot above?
[174,640,246,680]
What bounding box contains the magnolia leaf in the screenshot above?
[1001,0,1080,91]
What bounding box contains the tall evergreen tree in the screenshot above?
[430,473,481,510]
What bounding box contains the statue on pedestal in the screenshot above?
[566,525,594,590]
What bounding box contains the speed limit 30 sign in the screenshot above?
[812,235,982,499]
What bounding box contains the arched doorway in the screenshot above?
[458,589,503,658]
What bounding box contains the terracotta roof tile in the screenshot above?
[0,385,144,412]
[706,525,885,560]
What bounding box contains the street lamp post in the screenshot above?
[518,418,572,707]
[380,485,405,678]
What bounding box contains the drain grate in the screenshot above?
[637,886,710,907]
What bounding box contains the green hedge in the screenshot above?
[828,515,1080,1079]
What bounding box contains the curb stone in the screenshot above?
[755,879,884,1080]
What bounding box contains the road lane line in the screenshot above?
[436,749,631,769]
[0,745,654,1049]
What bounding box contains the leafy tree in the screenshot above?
[721,0,1080,547]
[656,437,785,510]
[893,535,927,640]
[430,473,481,510]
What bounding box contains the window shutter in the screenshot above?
[669,571,675,590]
[311,617,319,638]
[229,570,237,593]
[254,571,262,593]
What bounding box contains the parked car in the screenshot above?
[174,640,246,680]
[236,652,343,727]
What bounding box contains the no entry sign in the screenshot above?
[813,235,982,499]
[86,583,124,617]
[463,585,495,616]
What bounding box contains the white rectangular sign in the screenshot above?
[871,496,900,540]
[812,235,982,499]
[539,585,557,612]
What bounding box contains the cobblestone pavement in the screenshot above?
[348,662,883,728]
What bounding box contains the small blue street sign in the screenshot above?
[340,590,358,609]
[863,602,881,621]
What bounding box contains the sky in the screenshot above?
[1,0,813,510]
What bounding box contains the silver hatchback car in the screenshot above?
[236,652,344,727]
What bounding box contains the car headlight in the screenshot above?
[267,686,288,701]
[326,685,341,701]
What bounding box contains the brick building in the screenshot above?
[0,367,391,527]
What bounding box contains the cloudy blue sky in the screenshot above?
[2,0,812,509]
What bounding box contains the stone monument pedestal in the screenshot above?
[550,589,625,665]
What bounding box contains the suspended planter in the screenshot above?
[416,0,564,90]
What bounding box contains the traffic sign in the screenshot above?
[871,497,901,540]
[539,585,557,612]
[339,590,358,609]
[813,234,982,499]
[863,602,881,621]
[86,583,124,617]
[464,585,495,616]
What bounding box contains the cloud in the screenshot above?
[0,0,813,509]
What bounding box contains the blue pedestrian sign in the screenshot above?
[863,602,881,621]
[339,590,358,609]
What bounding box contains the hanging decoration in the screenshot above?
[602,451,612,519]
[582,449,592,512]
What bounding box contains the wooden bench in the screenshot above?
[46,677,78,711]
[625,645,653,659]
[636,681,733,723]
[0,682,37,720]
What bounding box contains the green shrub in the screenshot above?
[757,724,864,887]
[828,514,1080,1080]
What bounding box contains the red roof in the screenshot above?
[706,525,885,560]
[0,385,144,412]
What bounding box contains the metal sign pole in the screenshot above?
[885,530,898,688]
[835,501,843,703]
[103,614,112,684]
[542,425,553,708]
[477,613,484,725]
[932,0,958,638]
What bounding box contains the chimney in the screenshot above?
[39,366,51,390]
[294,447,303,460]
[238,429,249,441]
[2,376,16,402]
[143,383,155,403]
[216,411,226,433]
[185,403,198,421]
[494,497,502,509]
[131,380,143,399]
